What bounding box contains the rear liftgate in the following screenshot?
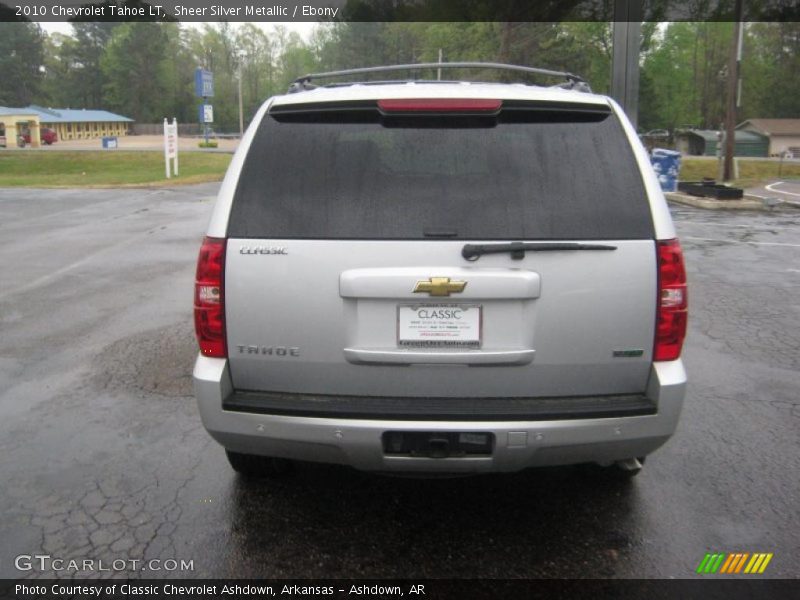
[223,96,659,427]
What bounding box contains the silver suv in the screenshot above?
[193,63,688,478]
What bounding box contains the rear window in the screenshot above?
[228,101,654,240]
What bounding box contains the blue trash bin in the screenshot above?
[650,148,681,192]
[102,136,118,149]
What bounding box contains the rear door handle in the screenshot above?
[340,268,540,299]
[343,348,535,366]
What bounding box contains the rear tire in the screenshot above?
[225,449,292,478]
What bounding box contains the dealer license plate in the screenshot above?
[397,304,481,347]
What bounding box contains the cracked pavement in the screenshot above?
[0,186,797,579]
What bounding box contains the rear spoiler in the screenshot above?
[288,62,591,94]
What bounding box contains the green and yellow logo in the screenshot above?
[696,552,773,574]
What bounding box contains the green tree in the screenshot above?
[69,23,120,108]
[640,23,699,131]
[101,22,171,121]
[41,32,75,107]
[740,22,800,120]
[40,23,121,110]
[22,20,800,135]
[183,23,240,131]
[159,22,197,123]
[417,22,498,64]
[273,26,317,92]
[558,22,612,92]
[0,22,45,106]
[640,22,732,132]
[236,24,274,120]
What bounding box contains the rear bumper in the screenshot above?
[193,356,686,473]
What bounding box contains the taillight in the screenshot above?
[654,239,688,361]
[377,98,502,113]
[194,237,226,358]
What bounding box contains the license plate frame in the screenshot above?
[397,303,482,348]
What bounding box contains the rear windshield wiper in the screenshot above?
[462,241,617,261]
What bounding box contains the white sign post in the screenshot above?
[163,118,179,178]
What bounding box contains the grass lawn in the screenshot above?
[681,157,800,188]
[2,150,797,191]
[0,151,232,187]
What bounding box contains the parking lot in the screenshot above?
[9,135,239,153]
[0,185,798,579]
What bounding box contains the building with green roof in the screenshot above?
[675,129,769,157]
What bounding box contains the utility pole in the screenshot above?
[238,51,245,137]
[723,0,744,181]
[611,0,643,129]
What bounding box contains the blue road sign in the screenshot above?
[195,68,214,98]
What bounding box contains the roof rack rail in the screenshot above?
[288,62,591,94]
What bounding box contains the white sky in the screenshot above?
[39,21,318,39]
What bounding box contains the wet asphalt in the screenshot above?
[0,185,797,580]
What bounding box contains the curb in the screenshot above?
[665,191,768,211]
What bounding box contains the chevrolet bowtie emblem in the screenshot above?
[413,277,467,297]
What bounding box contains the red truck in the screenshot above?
[22,128,58,145]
